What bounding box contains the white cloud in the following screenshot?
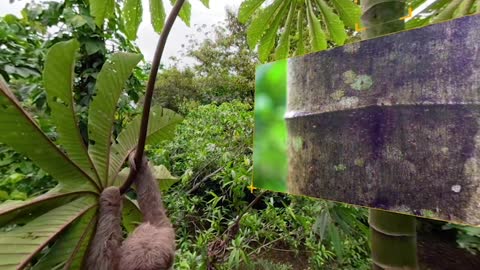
[0,0,244,65]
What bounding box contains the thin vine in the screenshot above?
[120,0,186,194]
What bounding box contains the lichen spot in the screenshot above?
[334,164,347,172]
[351,75,373,91]
[421,209,437,219]
[354,158,365,167]
[343,42,361,54]
[342,70,357,84]
[330,90,345,101]
[451,185,461,193]
[291,136,303,152]
[338,96,359,108]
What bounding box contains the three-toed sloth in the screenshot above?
[85,153,176,270]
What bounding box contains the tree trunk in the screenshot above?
[361,1,418,269]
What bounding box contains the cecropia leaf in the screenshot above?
[88,53,142,187]
[0,77,99,192]
[0,196,96,269]
[43,39,100,182]
[108,106,182,185]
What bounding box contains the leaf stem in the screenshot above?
[120,0,186,194]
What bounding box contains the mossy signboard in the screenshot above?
[254,14,480,226]
[286,14,480,226]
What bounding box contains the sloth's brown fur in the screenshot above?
[85,153,175,270]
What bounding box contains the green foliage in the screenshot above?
[153,67,200,112]
[43,39,98,181]
[88,0,208,38]
[316,0,347,45]
[0,147,56,201]
[443,223,480,255]
[149,102,254,268]
[238,0,266,23]
[1,74,97,194]
[240,0,361,61]
[257,2,288,62]
[307,0,327,52]
[122,0,143,40]
[153,11,258,112]
[246,0,285,50]
[407,0,479,29]
[242,0,480,62]
[8,1,479,268]
[171,0,192,27]
[187,11,257,105]
[0,11,46,117]
[148,102,370,269]
[332,0,363,29]
[152,102,253,177]
[0,9,59,200]
[31,205,97,270]
[89,0,115,26]
[253,60,288,192]
[0,37,181,268]
[87,52,143,185]
[1,0,148,145]
[0,0,147,202]
[0,196,97,269]
[149,0,167,33]
[0,14,43,84]
[274,1,296,59]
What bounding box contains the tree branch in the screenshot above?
[187,167,224,195]
[120,0,186,194]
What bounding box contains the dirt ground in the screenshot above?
[247,230,480,270]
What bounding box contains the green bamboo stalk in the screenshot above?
[360,1,418,269]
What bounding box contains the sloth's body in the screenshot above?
[85,154,175,270]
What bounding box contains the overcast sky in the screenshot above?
[0,0,244,66]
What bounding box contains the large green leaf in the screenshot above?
[331,0,361,29]
[112,167,129,188]
[275,1,296,60]
[31,207,97,270]
[238,0,266,23]
[452,0,475,18]
[89,0,115,26]
[43,39,99,183]
[199,0,210,8]
[313,208,330,241]
[258,1,289,62]
[306,0,327,51]
[295,9,306,56]
[0,78,98,192]
[0,187,88,227]
[316,0,347,45]
[431,0,462,23]
[0,196,96,270]
[153,165,180,191]
[122,197,142,233]
[122,0,143,40]
[246,0,284,49]
[170,0,192,26]
[328,224,344,261]
[406,0,450,29]
[150,0,166,33]
[108,106,183,185]
[88,53,142,186]
[112,165,179,192]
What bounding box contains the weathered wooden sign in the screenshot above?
[286,14,480,226]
